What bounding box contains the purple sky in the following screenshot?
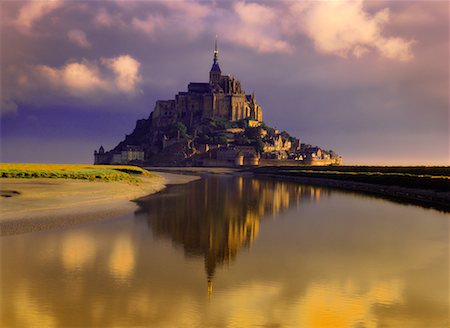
[1,0,448,165]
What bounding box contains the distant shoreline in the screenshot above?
[251,166,450,212]
[257,174,450,212]
[148,166,450,212]
[0,172,199,236]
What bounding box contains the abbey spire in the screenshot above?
[214,37,218,63]
[210,37,221,84]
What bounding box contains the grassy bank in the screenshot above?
[0,164,156,183]
[252,166,450,192]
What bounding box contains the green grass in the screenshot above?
[0,164,157,183]
[253,166,450,191]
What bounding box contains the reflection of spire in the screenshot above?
[208,279,213,299]
[206,255,215,299]
[205,254,216,285]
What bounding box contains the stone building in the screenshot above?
[263,135,292,153]
[94,146,108,164]
[152,39,262,129]
[94,145,144,165]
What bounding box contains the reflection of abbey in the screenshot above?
[95,40,342,166]
[136,176,325,297]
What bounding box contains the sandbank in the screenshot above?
[0,172,199,236]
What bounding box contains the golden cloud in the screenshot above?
[301,0,414,61]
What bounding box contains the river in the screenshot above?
[1,175,448,327]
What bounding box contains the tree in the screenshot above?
[236,119,248,129]
[216,119,231,130]
[197,134,210,144]
[235,134,251,145]
[168,122,187,138]
[217,134,228,145]
[245,127,261,140]
[254,138,265,154]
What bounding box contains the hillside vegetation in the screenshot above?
[0,164,156,183]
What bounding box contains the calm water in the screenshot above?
[1,176,449,327]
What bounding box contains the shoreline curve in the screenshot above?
[0,172,199,236]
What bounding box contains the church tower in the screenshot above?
[209,38,221,84]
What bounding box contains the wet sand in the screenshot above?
[146,166,249,176]
[0,172,199,236]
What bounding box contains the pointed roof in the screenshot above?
[210,37,221,73]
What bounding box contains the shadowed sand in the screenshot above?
[0,172,199,236]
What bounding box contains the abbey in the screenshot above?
[152,39,262,129]
[94,40,342,167]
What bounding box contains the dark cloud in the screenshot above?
[1,0,448,164]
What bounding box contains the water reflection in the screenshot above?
[60,232,97,271]
[108,235,136,280]
[296,280,404,327]
[1,176,448,327]
[135,176,324,292]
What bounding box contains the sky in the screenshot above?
[1,0,448,165]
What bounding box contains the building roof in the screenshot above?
[210,38,221,73]
[188,82,211,93]
[210,61,221,73]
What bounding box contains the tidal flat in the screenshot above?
[1,175,448,327]
[0,165,198,235]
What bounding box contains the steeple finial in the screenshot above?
[214,35,218,63]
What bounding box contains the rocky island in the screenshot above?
[94,41,342,167]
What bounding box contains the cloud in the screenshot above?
[93,7,126,29]
[67,29,91,48]
[164,0,210,20]
[34,61,109,96]
[32,55,142,96]
[217,2,291,54]
[374,37,415,62]
[130,0,210,38]
[15,0,62,30]
[94,8,114,27]
[131,15,165,34]
[1,55,143,114]
[299,0,414,61]
[143,0,411,58]
[234,1,276,26]
[7,0,415,61]
[101,55,142,93]
[126,1,290,53]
